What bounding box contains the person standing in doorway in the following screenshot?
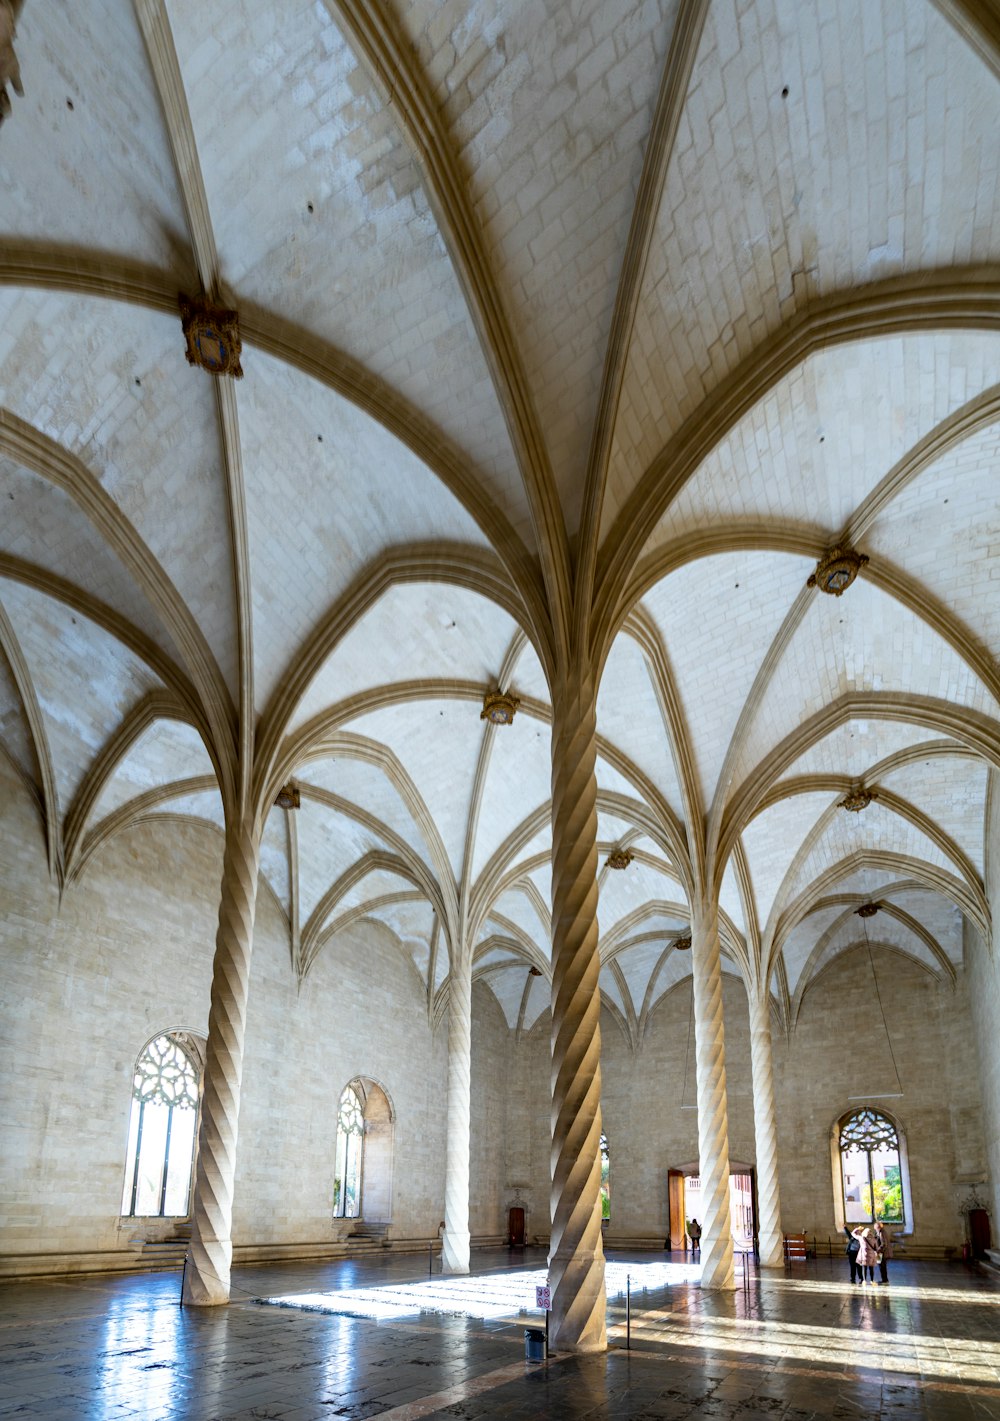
[874,1220,892,1285]
[687,1218,702,1253]
[852,1225,879,1283]
[844,1224,862,1283]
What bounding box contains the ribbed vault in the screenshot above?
[1,0,998,1056]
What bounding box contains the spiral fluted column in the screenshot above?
[442,945,472,1274]
[548,667,606,1353]
[182,815,260,1305]
[750,985,784,1266]
[691,899,735,1290]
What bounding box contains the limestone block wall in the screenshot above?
[969,775,1000,1227]
[774,949,985,1249]
[601,980,754,1242]
[0,760,510,1270]
[469,985,508,1238]
[231,913,448,1248]
[968,927,1000,1228]
[502,1015,550,1243]
[0,767,220,1264]
[501,962,983,1252]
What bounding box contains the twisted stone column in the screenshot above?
[750,985,784,1266]
[183,815,260,1305]
[691,899,735,1289]
[442,945,472,1274]
[548,668,606,1353]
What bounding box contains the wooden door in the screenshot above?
[667,1170,685,1250]
[508,1207,526,1247]
[970,1208,991,1258]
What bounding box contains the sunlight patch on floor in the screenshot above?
[257,1260,702,1321]
[766,1275,1000,1306]
[626,1305,1000,1383]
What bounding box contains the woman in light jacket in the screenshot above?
[873,1221,892,1285]
[852,1225,879,1283]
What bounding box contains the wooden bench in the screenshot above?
[783,1232,808,1263]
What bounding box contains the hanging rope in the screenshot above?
[861,915,903,1096]
[680,978,696,1108]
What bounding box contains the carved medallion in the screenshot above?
[528,965,543,977]
[856,903,879,918]
[275,782,300,810]
[807,547,869,596]
[481,689,520,725]
[180,295,244,378]
[840,786,876,813]
[673,933,692,951]
[606,848,634,871]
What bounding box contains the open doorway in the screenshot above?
[667,1163,757,1252]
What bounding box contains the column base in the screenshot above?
[441,1231,471,1274]
[757,1231,784,1268]
[181,1243,231,1306]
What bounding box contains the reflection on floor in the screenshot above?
[258,1259,702,1321]
[1,1248,999,1419]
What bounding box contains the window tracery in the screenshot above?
[838,1108,904,1226]
[121,1032,201,1218]
[333,1084,364,1219]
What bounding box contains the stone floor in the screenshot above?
[2,1248,999,1419]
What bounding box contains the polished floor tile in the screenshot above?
[1,1251,998,1418]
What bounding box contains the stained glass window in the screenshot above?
[121,1033,200,1218]
[333,1084,365,1218]
[839,1108,904,1225]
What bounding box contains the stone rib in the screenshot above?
[442,948,472,1274]
[182,817,259,1305]
[549,671,606,1352]
[692,901,735,1290]
[750,987,784,1266]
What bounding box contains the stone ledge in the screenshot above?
[0,1249,146,1280]
[0,1234,510,1280]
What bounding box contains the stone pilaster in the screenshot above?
[691,899,735,1289]
[750,984,784,1266]
[182,815,260,1305]
[548,667,606,1353]
[441,946,472,1274]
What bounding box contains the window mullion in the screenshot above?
[158,1105,175,1217]
[129,1099,146,1217]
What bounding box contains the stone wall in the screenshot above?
[504,960,983,1253]
[1,740,992,1272]
[968,771,1000,1229]
[0,767,221,1265]
[775,948,984,1250]
[0,759,509,1272]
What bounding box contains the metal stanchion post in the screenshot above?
[179,1252,187,1307]
[429,1241,433,1276]
[626,1274,631,1350]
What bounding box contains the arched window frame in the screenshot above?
[333,1082,365,1219]
[831,1106,913,1235]
[120,1031,203,1219]
[599,1131,610,1222]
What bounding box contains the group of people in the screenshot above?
[846,1221,892,1285]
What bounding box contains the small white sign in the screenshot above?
[535,1285,551,1311]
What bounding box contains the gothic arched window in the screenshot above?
[121,1033,201,1218]
[600,1132,610,1221]
[333,1084,365,1218]
[839,1107,905,1225]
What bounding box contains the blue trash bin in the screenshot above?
[524,1327,546,1362]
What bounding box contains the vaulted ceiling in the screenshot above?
[2,0,998,1047]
